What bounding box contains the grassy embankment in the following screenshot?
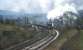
[0,24,37,49]
[0,24,49,50]
[80,30,83,50]
[43,28,80,50]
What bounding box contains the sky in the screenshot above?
[0,0,53,13]
[0,0,83,19]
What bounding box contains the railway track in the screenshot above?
[22,30,59,50]
[5,30,59,50]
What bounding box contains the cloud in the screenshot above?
[47,0,83,19]
[0,0,33,12]
[0,0,52,14]
[0,0,83,14]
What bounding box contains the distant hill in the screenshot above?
[0,10,48,25]
[0,10,23,19]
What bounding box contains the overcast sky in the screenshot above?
[0,0,53,13]
[0,0,83,13]
[0,0,83,19]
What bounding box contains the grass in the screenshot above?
[0,24,50,50]
[43,28,79,50]
[60,30,80,50]
[0,24,35,49]
[80,30,83,50]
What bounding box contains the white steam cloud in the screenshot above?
[47,0,78,19]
